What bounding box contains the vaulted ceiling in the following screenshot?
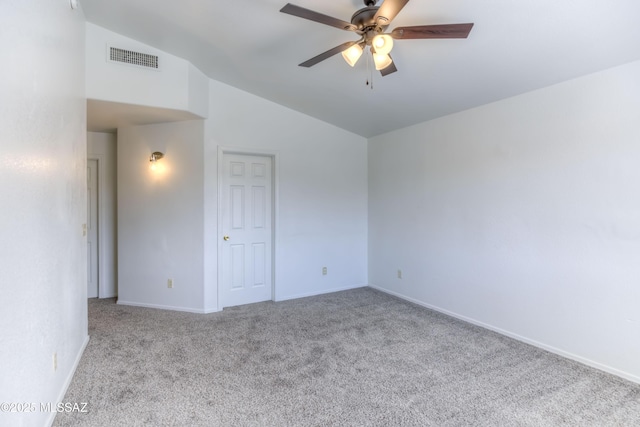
[82,0,640,138]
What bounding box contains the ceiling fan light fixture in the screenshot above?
[279,2,474,78]
[341,44,364,67]
[372,34,394,55]
[373,53,393,71]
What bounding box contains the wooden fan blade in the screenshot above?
[374,0,410,26]
[391,23,474,39]
[299,41,357,68]
[380,58,397,76]
[280,3,356,31]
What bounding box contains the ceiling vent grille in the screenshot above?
[108,46,159,70]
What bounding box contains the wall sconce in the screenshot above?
[149,151,164,171]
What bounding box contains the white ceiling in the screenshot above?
[82,0,640,138]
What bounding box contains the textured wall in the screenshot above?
[117,121,205,312]
[369,60,640,382]
[86,23,208,118]
[0,1,88,426]
[116,76,369,313]
[204,80,369,311]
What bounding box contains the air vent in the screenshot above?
[108,46,159,70]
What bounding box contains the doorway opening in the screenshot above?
[87,158,99,298]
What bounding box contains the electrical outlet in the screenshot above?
[322,267,327,275]
[397,269,403,279]
[82,224,87,237]
[53,352,57,371]
[167,279,173,288]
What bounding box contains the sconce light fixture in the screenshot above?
[149,151,164,171]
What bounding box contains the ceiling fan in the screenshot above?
[280,0,473,76]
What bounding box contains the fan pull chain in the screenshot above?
[370,65,374,90]
[365,50,370,87]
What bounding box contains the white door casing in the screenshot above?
[220,153,273,308]
[87,159,99,298]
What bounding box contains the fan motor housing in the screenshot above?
[351,6,385,31]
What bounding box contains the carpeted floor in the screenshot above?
[54,288,640,426]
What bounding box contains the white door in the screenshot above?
[87,159,99,298]
[220,154,273,308]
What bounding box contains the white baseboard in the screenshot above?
[118,285,369,313]
[117,300,210,314]
[368,284,640,385]
[46,335,90,427]
[275,283,368,302]
[98,293,117,299]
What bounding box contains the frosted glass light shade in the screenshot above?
[372,34,394,55]
[373,53,393,70]
[342,44,363,67]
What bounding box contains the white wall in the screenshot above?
[117,121,205,312]
[369,59,640,382]
[88,132,118,297]
[0,1,88,426]
[86,23,208,118]
[188,63,209,119]
[204,80,368,311]
[110,44,368,314]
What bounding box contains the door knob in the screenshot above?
[223,235,230,241]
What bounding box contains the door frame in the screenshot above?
[217,146,279,311]
[87,155,106,298]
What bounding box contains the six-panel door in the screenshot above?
[221,154,273,308]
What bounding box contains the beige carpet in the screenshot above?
[54,288,640,426]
